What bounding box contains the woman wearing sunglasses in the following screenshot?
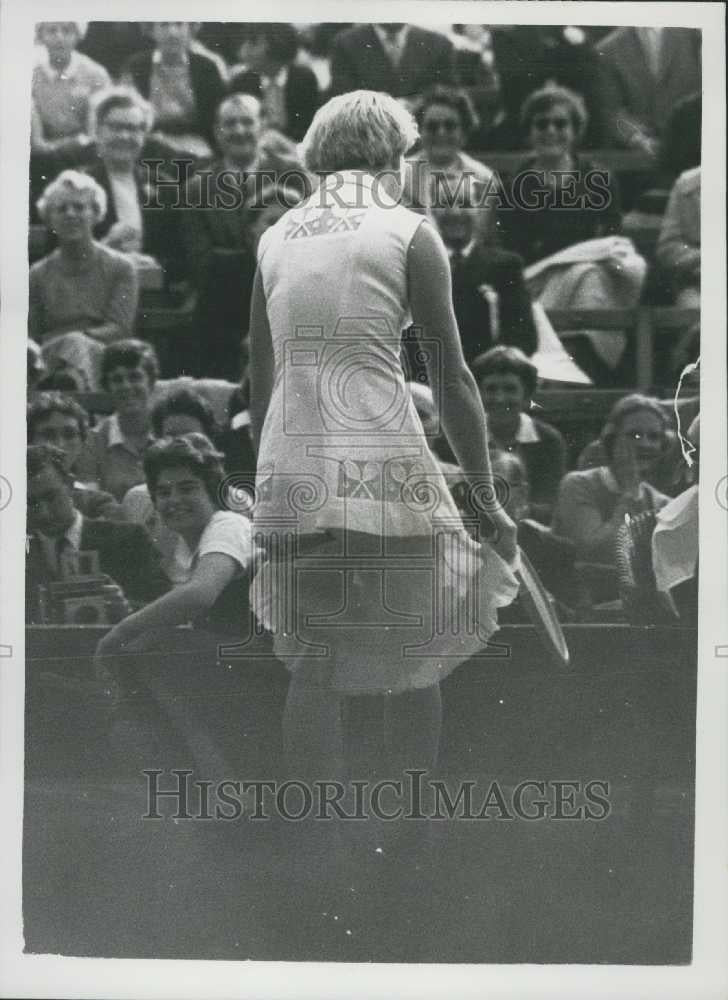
[500,84,647,386]
[404,84,500,246]
[500,83,621,265]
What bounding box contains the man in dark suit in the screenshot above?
[330,23,455,100]
[432,203,538,364]
[26,445,168,624]
[228,23,320,142]
[596,27,701,154]
[178,93,303,378]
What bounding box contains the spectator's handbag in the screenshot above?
[615,510,678,625]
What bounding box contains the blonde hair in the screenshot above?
[36,169,107,224]
[299,90,419,175]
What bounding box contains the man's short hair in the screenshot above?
[471,345,539,399]
[100,339,160,391]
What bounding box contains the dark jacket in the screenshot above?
[500,154,622,266]
[228,64,320,142]
[481,27,608,150]
[330,24,454,98]
[450,245,538,363]
[178,159,259,377]
[85,159,183,281]
[26,517,169,623]
[122,49,227,143]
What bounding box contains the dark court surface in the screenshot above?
[23,625,696,964]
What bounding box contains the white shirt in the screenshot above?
[651,484,698,593]
[515,413,541,444]
[374,25,410,66]
[178,510,255,579]
[259,66,289,131]
[107,168,143,236]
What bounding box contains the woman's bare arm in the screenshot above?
[248,266,275,456]
[407,219,517,563]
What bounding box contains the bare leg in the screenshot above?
[382,683,442,775]
[281,659,346,781]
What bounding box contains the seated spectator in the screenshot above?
[576,395,697,498]
[28,392,122,520]
[425,201,538,364]
[85,87,180,281]
[651,416,699,624]
[405,85,499,247]
[76,340,158,501]
[501,84,646,385]
[30,21,110,203]
[552,394,670,565]
[26,444,167,624]
[228,23,320,142]
[596,27,701,158]
[180,95,302,377]
[457,25,607,152]
[500,84,621,265]
[93,436,259,773]
[471,346,567,522]
[121,21,227,159]
[656,167,701,309]
[329,23,454,101]
[122,389,219,583]
[29,171,139,390]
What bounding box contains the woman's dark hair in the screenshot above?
[151,388,217,440]
[519,83,588,141]
[471,345,539,399]
[600,393,669,463]
[144,433,226,507]
[100,339,159,392]
[28,391,90,442]
[415,85,479,137]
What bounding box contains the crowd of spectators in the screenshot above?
[26,21,701,634]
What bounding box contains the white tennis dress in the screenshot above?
[250,171,518,694]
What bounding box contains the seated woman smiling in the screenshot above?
[96,433,255,656]
[94,434,259,774]
[552,394,671,565]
